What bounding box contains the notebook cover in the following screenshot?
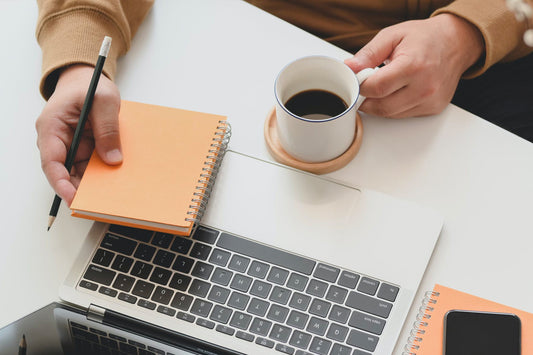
[70,100,227,236]
[407,284,533,354]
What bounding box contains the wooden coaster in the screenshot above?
[264,107,363,174]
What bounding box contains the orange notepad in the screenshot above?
[70,100,229,236]
[403,284,533,354]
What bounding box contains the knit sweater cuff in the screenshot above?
[36,8,125,99]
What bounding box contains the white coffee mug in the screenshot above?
[275,56,376,163]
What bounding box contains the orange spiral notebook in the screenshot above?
[70,100,231,236]
[402,284,533,354]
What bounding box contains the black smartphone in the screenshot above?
[444,310,521,355]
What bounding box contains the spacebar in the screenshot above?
[217,232,316,275]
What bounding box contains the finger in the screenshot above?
[358,55,412,99]
[90,88,123,165]
[345,27,402,72]
[359,85,419,118]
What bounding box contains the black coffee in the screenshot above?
[284,89,348,120]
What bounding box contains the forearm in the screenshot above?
[36,0,153,99]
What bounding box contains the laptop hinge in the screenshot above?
[87,304,106,324]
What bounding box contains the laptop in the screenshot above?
[39,150,441,355]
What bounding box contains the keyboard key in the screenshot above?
[313,263,340,283]
[377,283,400,302]
[227,292,250,310]
[267,266,289,285]
[170,236,193,254]
[188,279,211,298]
[306,316,329,336]
[215,324,235,336]
[153,250,176,268]
[119,342,137,354]
[269,324,292,343]
[357,277,380,296]
[113,274,135,292]
[346,329,379,352]
[132,280,155,299]
[209,248,231,266]
[108,225,153,243]
[191,261,214,279]
[151,286,174,305]
[101,233,137,255]
[147,346,165,355]
[100,337,119,349]
[306,279,328,298]
[83,264,116,286]
[345,291,393,318]
[177,312,195,323]
[236,331,254,342]
[326,285,348,304]
[211,267,233,286]
[287,310,309,330]
[111,255,134,273]
[171,292,193,311]
[157,305,176,317]
[289,330,312,349]
[308,299,331,317]
[150,267,172,285]
[269,286,291,305]
[276,344,296,355]
[287,273,309,292]
[328,305,351,324]
[337,271,359,289]
[137,299,157,310]
[168,273,191,291]
[193,226,219,244]
[250,280,272,299]
[249,318,272,336]
[134,243,156,262]
[118,292,137,304]
[256,337,275,349]
[99,286,118,297]
[289,292,311,311]
[349,311,386,335]
[131,261,153,279]
[247,298,269,317]
[326,324,349,342]
[248,260,270,279]
[92,248,115,267]
[330,343,352,355]
[207,285,230,304]
[230,311,252,330]
[79,280,98,291]
[266,304,289,323]
[172,255,194,273]
[190,242,212,260]
[230,274,252,292]
[228,254,250,273]
[196,318,215,329]
[210,305,233,324]
[190,299,213,317]
[152,232,174,249]
[217,233,316,275]
[309,337,332,355]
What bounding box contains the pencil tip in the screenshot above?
[47,216,55,231]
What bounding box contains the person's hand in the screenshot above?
[36,64,122,206]
[345,13,484,118]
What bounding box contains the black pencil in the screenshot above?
[18,334,26,355]
[47,36,112,231]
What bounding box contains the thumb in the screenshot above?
[345,28,399,72]
[91,91,123,165]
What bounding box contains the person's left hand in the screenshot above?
[345,13,484,118]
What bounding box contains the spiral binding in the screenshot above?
[185,121,231,230]
[402,290,441,355]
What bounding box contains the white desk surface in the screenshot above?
[2,1,533,353]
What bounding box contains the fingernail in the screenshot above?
[106,149,123,164]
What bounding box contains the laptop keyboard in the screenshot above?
[79,224,400,355]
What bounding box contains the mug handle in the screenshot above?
[354,67,378,110]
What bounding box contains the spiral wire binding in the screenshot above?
[185,121,232,231]
[402,290,441,355]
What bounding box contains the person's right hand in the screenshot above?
[36,64,122,206]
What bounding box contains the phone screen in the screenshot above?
[444,310,521,355]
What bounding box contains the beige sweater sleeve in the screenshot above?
[36,0,154,99]
[432,0,532,78]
